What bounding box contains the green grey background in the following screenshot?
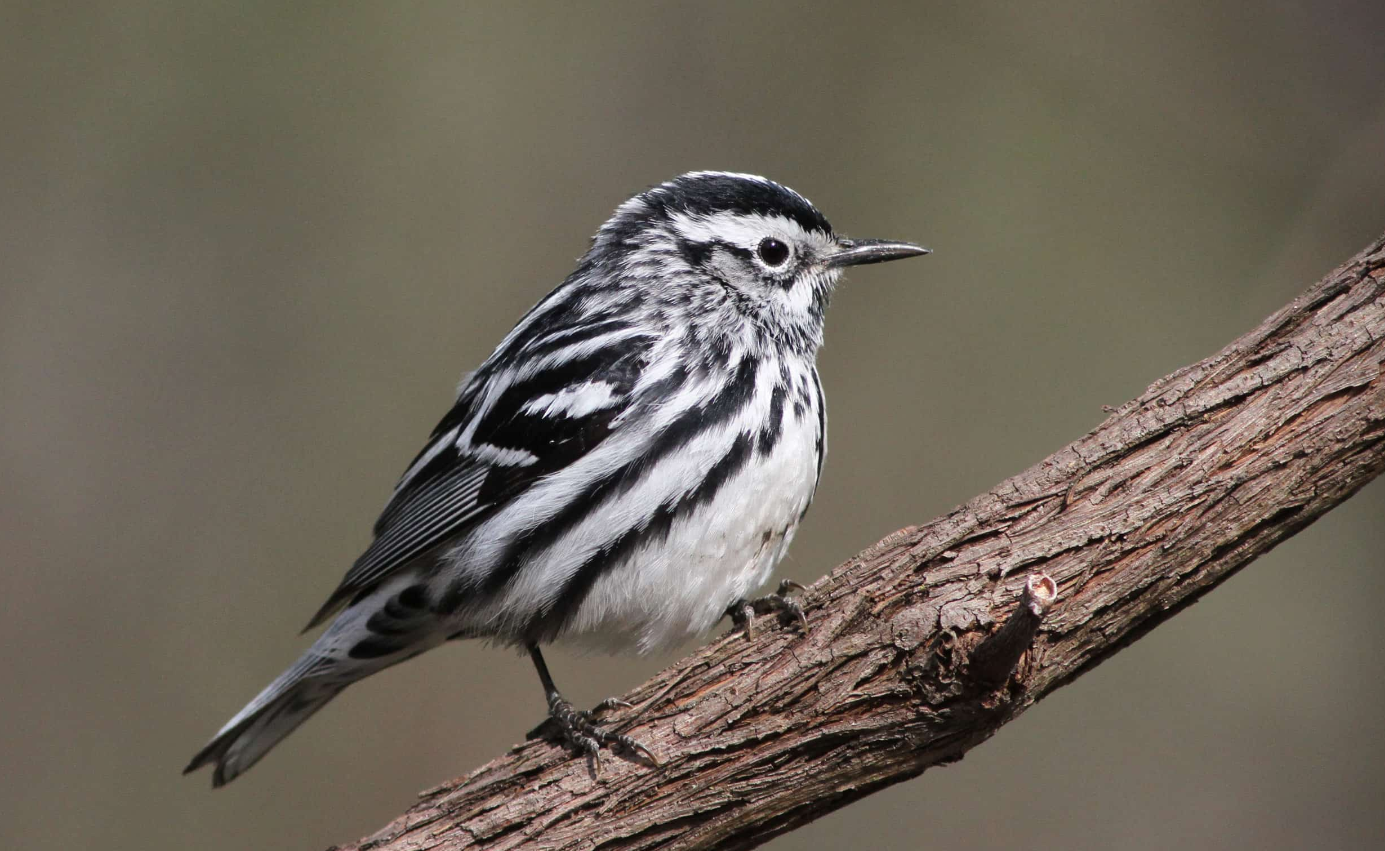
[4,3,1384,849]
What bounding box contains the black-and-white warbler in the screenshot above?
[185,171,928,785]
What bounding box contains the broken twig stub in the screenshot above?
[970,572,1059,687]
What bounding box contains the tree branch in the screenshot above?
[337,234,1385,851]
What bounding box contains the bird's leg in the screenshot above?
[524,644,658,771]
[726,578,809,641]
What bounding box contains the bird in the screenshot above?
[184,171,928,786]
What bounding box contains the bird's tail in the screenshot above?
[185,578,445,786]
[183,654,346,787]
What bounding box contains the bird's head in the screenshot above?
[586,171,928,355]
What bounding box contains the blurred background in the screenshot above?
[3,2,1384,849]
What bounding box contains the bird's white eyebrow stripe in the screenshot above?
[667,210,813,249]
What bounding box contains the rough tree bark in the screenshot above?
[337,234,1385,851]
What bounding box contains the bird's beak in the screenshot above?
[824,237,931,268]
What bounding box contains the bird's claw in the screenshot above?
[527,694,658,771]
[726,578,809,641]
[591,697,633,715]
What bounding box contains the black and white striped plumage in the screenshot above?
[185,171,927,785]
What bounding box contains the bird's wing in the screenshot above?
[304,323,654,629]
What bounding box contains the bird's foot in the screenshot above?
[726,579,809,641]
[527,694,658,771]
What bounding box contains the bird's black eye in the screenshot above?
[757,237,790,267]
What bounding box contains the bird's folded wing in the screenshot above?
[304,323,654,629]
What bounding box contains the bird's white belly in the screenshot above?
[562,408,821,654]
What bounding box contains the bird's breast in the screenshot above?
[559,361,825,654]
